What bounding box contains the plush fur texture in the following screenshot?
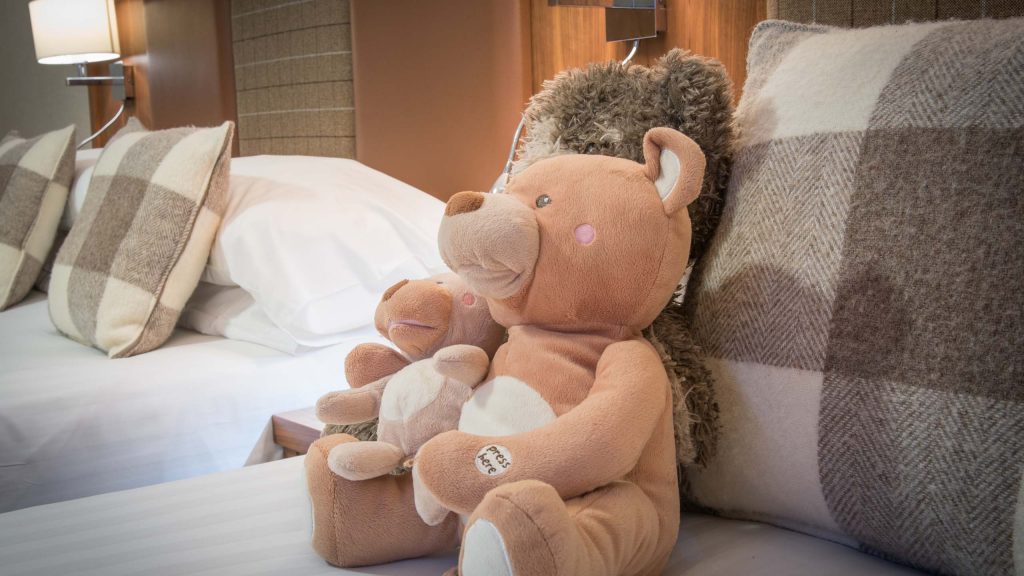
[307,434,461,566]
[516,49,734,263]
[319,344,491,483]
[513,49,733,468]
[320,274,504,441]
[305,128,705,574]
[424,127,703,575]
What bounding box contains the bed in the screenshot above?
[0,290,382,513]
[0,142,446,513]
[0,456,922,576]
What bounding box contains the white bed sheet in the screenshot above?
[0,455,925,576]
[0,292,382,513]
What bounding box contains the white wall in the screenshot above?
[0,1,92,142]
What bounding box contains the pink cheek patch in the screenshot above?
[462,293,477,306]
[574,224,596,246]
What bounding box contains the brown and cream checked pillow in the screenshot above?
[34,119,151,294]
[0,125,75,309]
[49,121,234,358]
[685,18,1024,576]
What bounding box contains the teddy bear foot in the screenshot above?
[306,434,460,567]
[460,479,666,576]
[327,440,405,481]
[462,519,515,576]
[460,480,567,576]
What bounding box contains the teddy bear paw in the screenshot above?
[326,440,404,481]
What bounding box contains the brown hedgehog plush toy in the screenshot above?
[514,49,735,468]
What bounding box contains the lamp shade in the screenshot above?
[29,0,120,65]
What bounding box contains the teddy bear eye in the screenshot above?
[535,194,552,208]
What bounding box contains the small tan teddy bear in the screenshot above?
[315,273,504,481]
[317,344,491,481]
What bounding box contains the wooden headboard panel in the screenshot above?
[528,1,768,103]
[231,0,355,157]
[346,1,769,200]
[87,0,1023,201]
[90,0,353,158]
[113,1,1024,200]
[89,1,771,197]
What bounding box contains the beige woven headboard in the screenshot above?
[230,0,354,158]
[768,0,1024,26]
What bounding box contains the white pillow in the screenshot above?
[180,283,311,355]
[74,147,103,171]
[204,155,448,347]
[60,148,103,231]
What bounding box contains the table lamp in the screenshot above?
[28,0,135,149]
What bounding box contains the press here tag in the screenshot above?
[475,444,512,476]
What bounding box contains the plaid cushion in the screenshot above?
[49,122,234,358]
[33,120,149,294]
[685,19,1024,575]
[0,126,75,309]
[768,0,1024,27]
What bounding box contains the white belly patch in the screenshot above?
[379,360,443,422]
[458,376,556,436]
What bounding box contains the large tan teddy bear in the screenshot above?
[306,127,704,576]
[516,50,735,468]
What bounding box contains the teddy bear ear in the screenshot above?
[642,128,706,216]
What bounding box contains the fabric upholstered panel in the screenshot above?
[49,122,234,358]
[767,0,1024,26]
[684,18,1024,576]
[0,126,75,309]
[231,0,354,158]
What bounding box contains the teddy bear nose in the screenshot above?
[381,279,408,302]
[439,192,539,299]
[445,192,485,217]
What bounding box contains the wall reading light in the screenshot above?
[28,0,135,149]
[548,0,666,43]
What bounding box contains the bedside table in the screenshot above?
[272,407,323,457]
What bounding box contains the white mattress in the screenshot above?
[0,292,381,513]
[0,456,925,576]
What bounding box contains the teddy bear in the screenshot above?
[512,48,735,467]
[305,127,705,575]
[318,273,505,450]
[317,343,491,482]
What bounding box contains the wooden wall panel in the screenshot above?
[143,0,237,133]
[87,0,237,151]
[88,0,768,191]
[530,3,619,92]
[87,0,149,146]
[530,0,768,101]
[351,0,533,200]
